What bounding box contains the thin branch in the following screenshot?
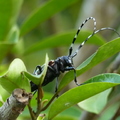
[41,91,58,111]
[0,89,32,120]
[28,102,36,120]
[36,86,43,116]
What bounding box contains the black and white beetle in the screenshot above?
[31,17,120,92]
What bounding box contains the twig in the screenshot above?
[41,91,58,111]
[28,102,36,120]
[0,89,32,120]
[36,86,43,116]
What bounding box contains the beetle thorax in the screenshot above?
[54,56,73,72]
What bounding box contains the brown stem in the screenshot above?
[36,85,43,116]
[28,102,36,120]
[0,89,32,120]
[28,86,44,120]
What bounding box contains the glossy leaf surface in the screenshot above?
[48,73,120,119]
[58,38,120,91]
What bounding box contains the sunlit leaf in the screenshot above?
[0,85,9,103]
[58,38,120,91]
[0,95,4,104]
[78,88,112,114]
[37,114,46,120]
[48,73,120,119]
[0,58,30,93]
[24,54,49,85]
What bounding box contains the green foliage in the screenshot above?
[48,73,120,119]
[0,0,22,41]
[24,54,49,85]
[78,88,112,114]
[0,58,30,93]
[0,0,120,120]
[20,0,80,36]
[24,30,105,55]
[58,38,120,92]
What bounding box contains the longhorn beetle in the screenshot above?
[31,17,120,92]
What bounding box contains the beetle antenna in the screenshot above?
[71,27,120,58]
[69,17,96,57]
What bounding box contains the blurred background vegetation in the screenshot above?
[0,0,120,119]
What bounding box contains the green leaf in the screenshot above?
[0,95,4,105]
[48,73,120,119]
[0,58,30,93]
[24,54,49,85]
[58,37,120,91]
[0,25,20,62]
[0,43,14,63]
[78,88,112,114]
[53,116,77,120]
[52,106,81,120]
[24,30,105,55]
[0,3,21,62]
[37,115,45,120]
[0,85,10,107]
[20,0,80,36]
[0,0,23,41]
[6,25,19,43]
[98,102,120,120]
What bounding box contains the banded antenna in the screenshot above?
[71,27,120,58]
[72,27,120,86]
[68,17,120,58]
[68,17,97,57]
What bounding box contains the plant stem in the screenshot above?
[41,92,59,111]
[28,103,36,120]
[36,86,42,116]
